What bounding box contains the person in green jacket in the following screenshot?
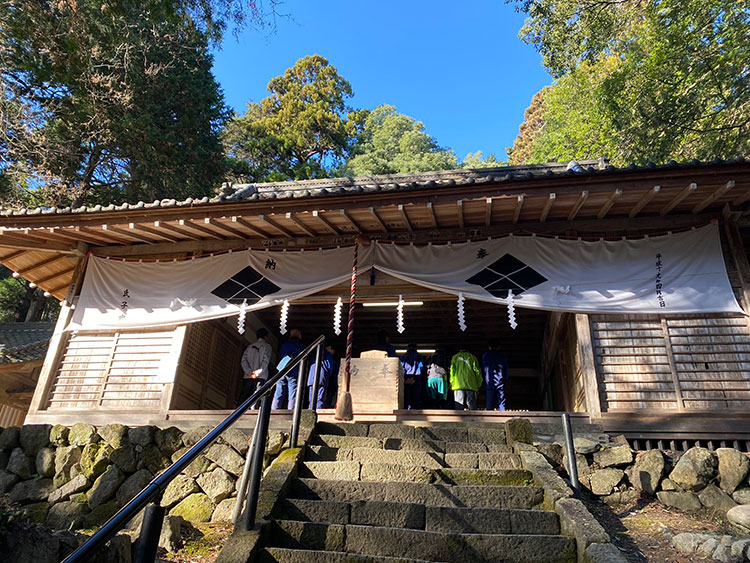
[449,349,482,410]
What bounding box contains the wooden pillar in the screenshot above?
[722,211,750,311]
[26,244,89,420]
[575,313,602,418]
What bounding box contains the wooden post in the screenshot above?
[575,314,602,418]
[660,318,685,412]
[159,325,187,418]
[26,243,89,419]
[722,212,750,311]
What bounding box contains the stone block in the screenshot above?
[69,423,98,447]
[205,443,244,476]
[593,444,632,468]
[20,425,51,456]
[716,448,750,495]
[316,422,369,437]
[732,487,750,504]
[116,468,153,506]
[10,478,54,504]
[445,453,478,468]
[36,447,56,477]
[280,499,349,524]
[214,530,261,563]
[270,520,345,552]
[82,499,120,528]
[128,425,156,446]
[211,498,236,522]
[169,492,214,523]
[467,426,506,444]
[506,418,532,445]
[671,532,710,553]
[352,500,425,529]
[137,443,170,475]
[109,444,137,473]
[383,438,444,452]
[48,474,90,504]
[7,447,34,479]
[727,504,750,532]
[629,449,665,495]
[49,425,69,447]
[79,442,113,479]
[367,424,414,440]
[88,464,125,509]
[555,497,609,561]
[414,426,468,443]
[0,469,19,494]
[21,501,50,524]
[669,447,717,491]
[698,483,738,512]
[161,474,199,507]
[0,426,20,451]
[434,468,532,487]
[97,424,128,449]
[220,428,251,455]
[657,491,702,512]
[300,461,360,481]
[155,426,184,456]
[46,500,89,530]
[478,453,523,470]
[360,463,435,484]
[158,514,184,553]
[584,543,629,563]
[196,467,235,504]
[590,469,624,496]
[53,445,81,485]
[424,505,509,534]
[443,442,488,454]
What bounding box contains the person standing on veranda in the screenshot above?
[481,337,509,411]
[239,327,273,406]
[449,348,482,410]
[272,328,305,410]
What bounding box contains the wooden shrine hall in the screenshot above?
[1,158,750,448]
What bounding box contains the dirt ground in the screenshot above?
[157,522,233,563]
[583,493,742,562]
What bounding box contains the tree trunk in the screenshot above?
[24,287,47,322]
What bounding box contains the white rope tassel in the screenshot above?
[397,294,405,334]
[507,290,518,330]
[333,297,343,336]
[279,299,289,335]
[237,299,247,334]
[457,292,467,332]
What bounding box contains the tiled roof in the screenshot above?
[1,157,746,217]
[0,322,55,365]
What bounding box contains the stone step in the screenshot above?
[260,547,440,563]
[316,423,506,445]
[289,479,544,509]
[310,436,513,454]
[279,498,560,535]
[305,446,522,470]
[267,520,575,563]
[298,462,532,486]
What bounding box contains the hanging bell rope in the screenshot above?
[335,242,360,421]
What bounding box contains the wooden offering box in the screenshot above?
[338,354,404,412]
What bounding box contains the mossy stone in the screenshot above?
[98,424,129,449]
[83,499,121,528]
[506,418,533,445]
[69,423,99,447]
[154,427,183,457]
[171,446,211,477]
[80,443,113,479]
[22,501,50,523]
[138,444,170,475]
[110,444,137,473]
[50,424,70,446]
[168,492,213,523]
[70,492,88,504]
[0,426,20,451]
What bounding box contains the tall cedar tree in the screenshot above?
[509,0,749,165]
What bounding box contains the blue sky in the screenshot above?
[211,1,551,161]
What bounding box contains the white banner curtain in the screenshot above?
[68,223,743,331]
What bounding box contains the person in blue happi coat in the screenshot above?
[272,328,306,410]
[481,338,509,411]
[400,342,425,410]
[307,342,338,409]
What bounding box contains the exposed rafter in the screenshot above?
[204,218,249,239]
[512,195,524,224]
[456,200,465,229]
[629,185,660,218]
[179,219,225,240]
[259,215,293,237]
[232,216,270,238]
[339,209,362,232]
[540,193,556,222]
[485,198,493,226]
[398,205,413,232]
[568,191,589,221]
[14,253,68,275]
[311,211,340,234]
[597,188,623,219]
[693,180,735,214]
[368,207,388,232]
[156,221,202,241]
[129,223,180,243]
[426,202,438,228]
[286,212,317,237]
[101,224,154,244]
[660,183,697,216]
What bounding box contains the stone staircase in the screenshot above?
[256,421,578,563]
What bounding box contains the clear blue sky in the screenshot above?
[211,1,551,161]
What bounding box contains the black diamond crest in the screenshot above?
[466,253,547,299]
[211,266,281,305]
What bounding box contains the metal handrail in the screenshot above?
[63,334,326,563]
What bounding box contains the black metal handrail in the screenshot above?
[63,334,326,563]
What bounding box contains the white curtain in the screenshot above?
[68,223,743,330]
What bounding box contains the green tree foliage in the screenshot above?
[0,0,238,207]
[223,55,356,182]
[340,105,458,176]
[461,151,504,169]
[0,267,59,322]
[510,0,749,165]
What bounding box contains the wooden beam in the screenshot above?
[92,211,717,257]
[540,193,556,223]
[0,249,29,262]
[693,180,735,214]
[156,221,202,241]
[575,314,602,418]
[27,245,89,418]
[339,209,362,232]
[311,210,340,234]
[368,208,387,233]
[426,202,438,228]
[204,218,251,239]
[723,216,750,311]
[512,195,524,224]
[128,222,181,243]
[33,267,75,285]
[456,200,465,229]
[661,318,685,412]
[72,226,118,246]
[286,212,318,237]
[628,185,660,218]
[732,184,750,207]
[485,198,493,227]
[596,188,623,219]
[397,205,413,231]
[179,219,225,240]
[14,253,68,276]
[0,232,72,253]
[232,216,271,238]
[101,224,154,244]
[567,191,589,221]
[659,182,697,216]
[259,214,293,237]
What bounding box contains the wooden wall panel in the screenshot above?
[0,403,26,427]
[591,314,750,412]
[45,328,179,411]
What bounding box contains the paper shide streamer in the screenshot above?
[507,290,517,330]
[279,299,289,335]
[396,294,405,334]
[333,297,343,336]
[237,299,247,334]
[457,292,467,332]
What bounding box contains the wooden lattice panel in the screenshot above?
[46,328,178,410]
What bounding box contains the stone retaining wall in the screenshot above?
[0,422,289,532]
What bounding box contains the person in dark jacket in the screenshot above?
[271,329,305,410]
[374,328,397,357]
[400,342,424,409]
[307,343,337,409]
[481,338,509,411]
